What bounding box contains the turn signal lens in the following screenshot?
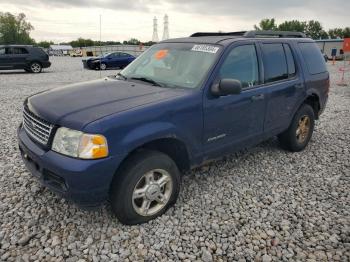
[78,134,108,159]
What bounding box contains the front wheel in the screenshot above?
[110,150,181,225]
[278,104,315,152]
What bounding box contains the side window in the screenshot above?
[261,43,288,83]
[10,47,29,55]
[0,47,5,55]
[283,44,296,77]
[298,42,327,74]
[219,44,259,88]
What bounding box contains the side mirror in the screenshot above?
[211,79,242,96]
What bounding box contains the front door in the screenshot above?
[203,43,268,157]
[0,46,11,69]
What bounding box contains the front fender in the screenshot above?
[116,121,195,158]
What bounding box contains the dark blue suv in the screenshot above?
[18,31,329,224]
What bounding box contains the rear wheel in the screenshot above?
[278,104,315,152]
[29,62,42,73]
[110,150,181,225]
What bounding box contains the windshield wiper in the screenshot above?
[130,77,163,87]
[116,72,127,80]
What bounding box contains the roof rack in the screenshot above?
[190,30,306,38]
[190,31,247,37]
[244,30,306,38]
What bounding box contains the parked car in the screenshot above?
[18,31,329,224]
[0,45,51,73]
[82,52,135,70]
[70,49,83,57]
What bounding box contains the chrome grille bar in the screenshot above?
[22,107,54,145]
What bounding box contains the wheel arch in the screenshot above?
[109,136,191,190]
[304,93,321,120]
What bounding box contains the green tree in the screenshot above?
[37,40,54,48]
[305,20,324,39]
[0,12,35,44]
[69,38,95,48]
[123,38,141,45]
[328,28,343,39]
[254,18,277,30]
[342,27,350,38]
[278,20,307,32]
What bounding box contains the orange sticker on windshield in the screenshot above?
[155,49,168,60]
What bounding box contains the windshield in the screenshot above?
[120,43,221,89]
[98,53,111,58]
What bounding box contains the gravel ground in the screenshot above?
[0,57,349,261]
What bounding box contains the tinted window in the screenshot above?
[299,42,327,74]
[120,53,130,57]
[110,52,120,57]
[219,44,259,88]
[10,47,28,55]
[283,44,296,77]
[262,43,288,83]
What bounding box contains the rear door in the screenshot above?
[203,42,268,156]
[8,47,30,69]
[259,41,305,134]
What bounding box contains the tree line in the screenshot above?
[1,12,349,48]
[254,18,350,39]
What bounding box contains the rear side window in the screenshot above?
[10,47,29,54]
[261,43,288,83]
[283,44,296,77]
[0,47,5,55]
[299,42,327,74]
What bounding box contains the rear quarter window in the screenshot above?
[299,42,327,74]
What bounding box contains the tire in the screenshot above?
[278,104,315,152]
[100,63,107,70]
[110,150,181,225]
[29,62,42,73]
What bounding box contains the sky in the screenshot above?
[0,0,349,43]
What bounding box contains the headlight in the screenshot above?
[52,127,108,159]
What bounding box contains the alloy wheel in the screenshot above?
[132,169,173,216]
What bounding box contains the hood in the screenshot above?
[27,77,190,130]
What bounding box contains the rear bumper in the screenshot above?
[18,126,122,207]
[41,61,51,68]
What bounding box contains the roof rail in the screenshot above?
[190,31,247,37]
[243,30,306,38]
[190,30,306,38]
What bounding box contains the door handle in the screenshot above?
[251,94,265,101]
[294,83,304,89]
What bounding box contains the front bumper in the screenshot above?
[18,126,122,207]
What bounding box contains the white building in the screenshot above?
[49,45,73,56]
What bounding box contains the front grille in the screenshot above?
[23,107,54,145]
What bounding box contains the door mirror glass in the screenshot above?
[211,79,242,96]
